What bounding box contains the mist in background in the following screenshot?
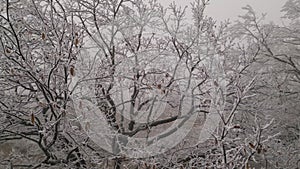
[160,0,287,23]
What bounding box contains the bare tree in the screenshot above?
[0,0,87,168]
[0,0,299,169]
[224,3,300,168]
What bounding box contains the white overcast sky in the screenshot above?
[160,0,288,23]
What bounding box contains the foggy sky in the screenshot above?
[160,0,287,23]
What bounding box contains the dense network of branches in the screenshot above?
[0,0,299,168]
